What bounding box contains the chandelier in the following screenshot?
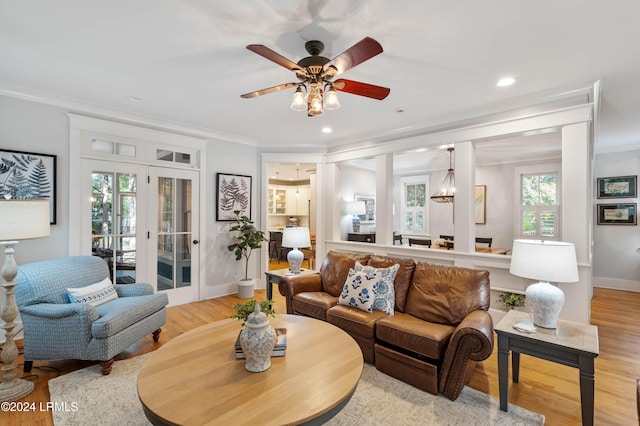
[430,147,455,203]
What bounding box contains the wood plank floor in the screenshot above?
[2,287,638,425]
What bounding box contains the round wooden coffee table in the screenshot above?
[137,314,363,425]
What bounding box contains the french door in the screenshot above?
[148,167,200,305]
[84,160,199,306]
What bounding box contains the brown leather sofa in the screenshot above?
[278,250,493,400]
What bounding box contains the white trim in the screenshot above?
[593,276,640,292]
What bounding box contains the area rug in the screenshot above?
[49,354,544,425]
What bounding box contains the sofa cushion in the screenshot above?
[67,278,119,307]
[292,292,339,321]
[319,251,371,297]
[91,293,168,338]
[367,255,415,313]
[327,305,388,339]
[376,312,455,359]
[354,261,399,315]
[337,268,379,313]
[404,262,490,326]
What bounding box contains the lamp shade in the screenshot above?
[0,200,50,241]
[281,227,311,249]
[509,239,579,283]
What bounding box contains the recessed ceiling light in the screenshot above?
[496,77,515,87]
[321,127,332,133]
[415,148,427,153]
[395,107,406,114]
[128,96,143,102]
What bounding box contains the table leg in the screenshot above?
[512,351,520,383]
[266,277,273,300]
[579,356,595,426]
[498,335,510,412]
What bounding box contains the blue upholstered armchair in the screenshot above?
[15,256,168,375]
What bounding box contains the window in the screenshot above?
[400,175,429,235]
[519,172,559,239]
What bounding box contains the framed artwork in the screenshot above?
[216,173,252,221]
[475,185,486,224]
[597,203,636,225]
[597,175,637,199]
[0,149,57,224]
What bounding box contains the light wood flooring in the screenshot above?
[2,287,639,425]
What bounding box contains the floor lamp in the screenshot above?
[282,227,311,274]
[0,200,50,402]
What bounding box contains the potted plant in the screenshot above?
[498,291,526,311]
[227,210,268,298]
[231,299,275,326]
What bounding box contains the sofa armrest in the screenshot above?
[114,282,154,297]
[439,310,494,400]
[20,303,99,321]
[278,274,322,314]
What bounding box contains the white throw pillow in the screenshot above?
[354,261,399,316]
[337,268,378,313]
[67,277,119,307]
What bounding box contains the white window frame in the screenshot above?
[400,175,429,236]
[514,163,561,240]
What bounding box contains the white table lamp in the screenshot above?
[282,227,311,274]
[344,201,366,232]
[0,199,50,401]
[509,239,579,329]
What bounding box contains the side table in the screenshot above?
[265,268,318,299]
[495,310,599,426]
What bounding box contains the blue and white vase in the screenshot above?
[239,304,277,372]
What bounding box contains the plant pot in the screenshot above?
[237,278,255,299]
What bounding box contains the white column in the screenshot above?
[560,122,592,323]
[375,154,393,246]
[453,141,476,265]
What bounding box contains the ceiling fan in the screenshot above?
[240,37,390,116]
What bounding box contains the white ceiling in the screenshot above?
[1,1,639,158]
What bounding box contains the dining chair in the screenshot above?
[393,233,403,245]
[439,235,454,241]
[475,237,493,247]
[269,231,283,262]
[408,238,432,248]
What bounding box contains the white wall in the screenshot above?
[475,163,516,249]
[593,149,640,291]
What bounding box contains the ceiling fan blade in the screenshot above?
[323,37,383,76]
[246,44,306,75]
[333,79,390,100]
[240,82,298,98]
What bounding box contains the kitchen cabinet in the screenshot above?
[268,188,287,215]
[285,187,309,215]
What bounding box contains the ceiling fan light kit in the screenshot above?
[241,37,390,117]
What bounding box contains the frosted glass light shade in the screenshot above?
[510,239,579,329]
[0,200,50,241]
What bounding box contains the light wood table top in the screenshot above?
[137,314,363,426]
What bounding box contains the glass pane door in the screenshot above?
[91,171,138,284]
[150,167,199,305]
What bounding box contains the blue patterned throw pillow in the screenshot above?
[337,268,379,313]
[354,261,399,315]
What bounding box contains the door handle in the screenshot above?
[193,240,199,245]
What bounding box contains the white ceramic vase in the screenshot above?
[239,304,277,372]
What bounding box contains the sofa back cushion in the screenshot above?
[16,256,111,306]
[319,251,371,297]
[367,255,416,312]
[404,262,490,326]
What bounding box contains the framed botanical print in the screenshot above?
[475,185,486,224]
[597,175,637,199]
[216,173,251,221]
[0,149,57,224]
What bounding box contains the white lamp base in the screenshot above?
[1,241,35,401]
[525,281,565,329]
[287,248,303,274]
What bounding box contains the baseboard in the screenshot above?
[593,276,640,292]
